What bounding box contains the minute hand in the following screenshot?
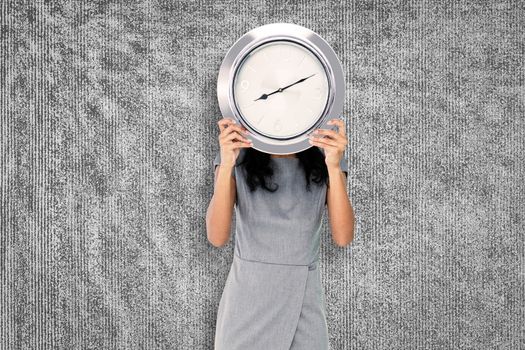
[279,73,316,92]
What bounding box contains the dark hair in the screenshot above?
[237,146,329,193]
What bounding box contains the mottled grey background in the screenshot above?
[1,1,523,349]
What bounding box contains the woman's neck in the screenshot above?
[270,153,297,159]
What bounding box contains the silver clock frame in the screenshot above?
[217,23,345,155]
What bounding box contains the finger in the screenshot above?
[309,134,339,147]
[313,128,344,142]
[221,124,249,140]
[219,126,248,142]
[217,118,236,131]
[225,138,252,149]
[309,140,338,152]
[309,139,338,153]
[327,118,346,137]
[309,141,325,152]
[220,138,252,153]
[224,130,251,144]
[233,141,253,149]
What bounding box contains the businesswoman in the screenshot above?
[206,117,354,350]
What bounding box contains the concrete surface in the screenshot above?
[1,1,523,349]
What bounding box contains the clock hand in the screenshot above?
[253,73,316,101]
[253,89,281,101]
[279,73,316,92]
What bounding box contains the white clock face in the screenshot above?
[233,40,330,138]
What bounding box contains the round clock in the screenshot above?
[217,23,345,155]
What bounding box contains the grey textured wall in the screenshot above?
[1,1,523,349]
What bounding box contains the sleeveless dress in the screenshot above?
[212,148,348,350]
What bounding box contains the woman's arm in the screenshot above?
[206,118,252,247]
[206,164,237,247]
[326,167,355,247]
[308,117,355,247]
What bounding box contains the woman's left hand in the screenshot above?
[308,118,348,170]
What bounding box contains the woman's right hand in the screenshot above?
[217,118,253,167]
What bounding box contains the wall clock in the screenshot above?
[217,22,345,155]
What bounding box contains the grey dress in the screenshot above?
[213,148,348,350]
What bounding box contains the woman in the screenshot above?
[206,117,355,350]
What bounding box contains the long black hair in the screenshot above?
[237,146,330,193]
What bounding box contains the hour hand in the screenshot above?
[254,93,269,101]
[254,88,282,101]
[254,73,316,101]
